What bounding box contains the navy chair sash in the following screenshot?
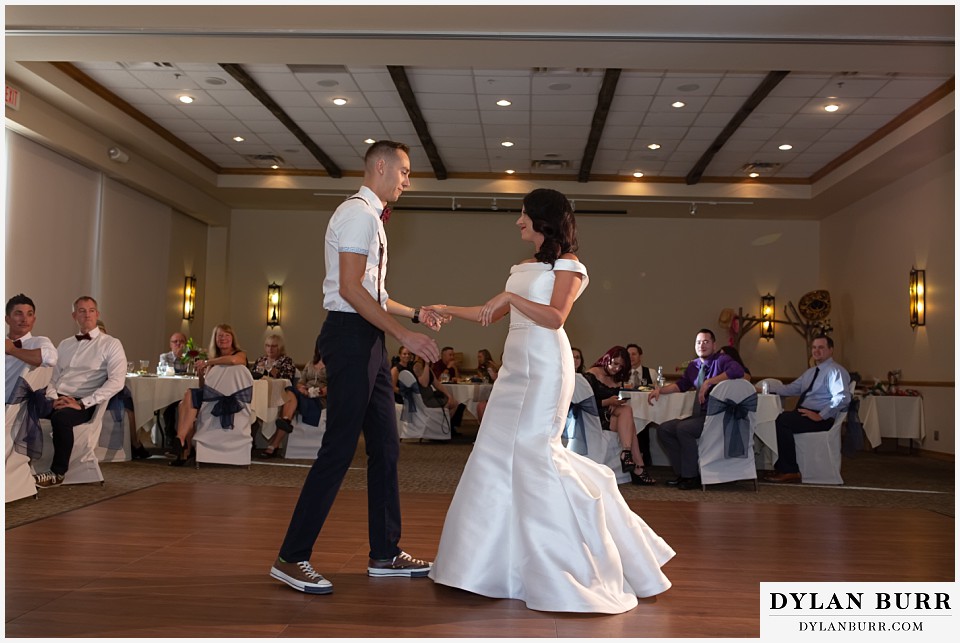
[99,386,136,449]
[706,393,758,458]
[397,381,419,422]
[192,384,253,430]
[564,395,599,455]
[843,397,863,456]
[8,376,53,459]
[295,390,323,427]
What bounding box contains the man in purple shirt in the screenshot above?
[648,328,745,490]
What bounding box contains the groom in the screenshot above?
[270,140,447,594]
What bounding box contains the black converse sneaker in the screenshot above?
[33,471,65,488]
[367,551,432,577]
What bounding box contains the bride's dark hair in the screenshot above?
[522,188,578,265]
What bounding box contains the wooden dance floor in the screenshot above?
[5,482,954,638]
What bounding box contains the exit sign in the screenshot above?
[6,84,21,110]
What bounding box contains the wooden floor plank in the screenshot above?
[5,483,954,638]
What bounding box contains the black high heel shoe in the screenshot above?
[620,449,636,473]
[169,438,192,467]
[631,467,656,486]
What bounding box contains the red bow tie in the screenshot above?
[75,333,92,341]
[380,207,391,224]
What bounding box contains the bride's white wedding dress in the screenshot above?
[429,258,674,614]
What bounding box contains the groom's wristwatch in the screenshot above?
[412,307,421,324]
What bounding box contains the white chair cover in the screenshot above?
[285,409,327,460]
[563,374,630,484]
[33,403,110,486]
[698,379,758,490]
[192,365,254,467]
[95,392,133,462]
[795,381,853,485]
[396,370,450,441]
[5,366,53,502]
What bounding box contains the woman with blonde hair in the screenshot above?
[170,324,248,466]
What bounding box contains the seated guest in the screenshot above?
[34,296,126,487]
[648,328,744,490]
[431,346,460,382]
[261,348,328,459]
[583,346,655,485]
[571,346,585,374]
[625,343,654,471]
[391,345,415,403]
[251,334,297,380]
[170,324,247,466]
[412,354,466,435]
[160,332,188,374]
[763,335,851,483]
[5,293,58,403]
[719,345,752,382]
[475,348,499,383]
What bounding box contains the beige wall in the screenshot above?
[225,204,819,378]
[4,131,209,365]
[821,151,954,454]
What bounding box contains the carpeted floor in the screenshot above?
[5,421,954,529]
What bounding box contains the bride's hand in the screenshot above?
[480,292,511,326]
[421,305,451,331]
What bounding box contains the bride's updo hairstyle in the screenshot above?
[523,188,578,266]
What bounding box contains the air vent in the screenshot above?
[248,154,285,168]
[742,162,781,173]
[288,64,349,74]
[531,159,570,170]
[532,68,596,75]
[118,62,175,71]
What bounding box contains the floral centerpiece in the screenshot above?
[180,337,207,373]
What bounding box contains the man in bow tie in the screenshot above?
[33,296,126,488]
[271,140,449,595]
[5,293,58,404]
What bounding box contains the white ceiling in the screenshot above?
[4,4,955,220]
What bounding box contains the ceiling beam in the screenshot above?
[387,65,448,180]
[685,70,790,185]
[578,68,621,183]
[219,63,343,178]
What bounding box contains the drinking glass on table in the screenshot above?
[138,359,149,374]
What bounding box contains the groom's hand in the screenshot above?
[421,305,451,331]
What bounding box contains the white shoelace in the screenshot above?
[296,561,324,580]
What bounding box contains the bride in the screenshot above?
[427,188,674,614]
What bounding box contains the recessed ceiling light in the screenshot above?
[505,169,515,175]
[824,104,840,112]
[647,143,661,150]
[778,144,793,151]
[501,141,514,148]
[178,95,194,104]
[748,172,760,178]
[671,101,685,108]
[496,99,512,107]
[364,138,376,144]
[332,98,348,106]
[633,171,644,178]
[232,136,245,143]
[270,163,280,170]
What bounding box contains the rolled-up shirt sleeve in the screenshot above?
[81,337,128,409]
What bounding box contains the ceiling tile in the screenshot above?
[474,74,532,94]
[702,96,746,113]
[370,107,410,121]
[417,93,478,109]
[533,125,590,138]
[309,92,370,109]
[247,71,305,91]
[532,94,601,110]
[79,68,148,88]
[226,105,277,121]
[533,111,591,126]
[616,76,663,95]
[819,128,873,142]
[854,98,920,115]
[818,77,888,98]
[610,95,654,112]
[321,107,379,122]
[211,90,264,108]
[692,113,730,127]
[284,107,331,122]
[686,125,724,139]
[363,92,404,108]
[647,95,708,112]
[753,96,809,114]
[642,112,697,127]
[768,75,831,97]
[713,75,767,96]
[741,113,793,128]
[783,113,836,129]
[421,109,482,124]
[350,71,396,92]
[480,110,530,125]
[119,88,173,105]
[129,70,202,90]
[293,72,359,93]
[531,73,604,95]
[637,126,689,139]
[269,91,320,109]
[873,77,951,98]
[179,104,235,120]
[409,73,476,93]
[836,113,896,129]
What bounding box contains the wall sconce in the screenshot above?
[182,275,196,320]
[760,293,775,340]
[267,282,282,327]
[909,268,925,328]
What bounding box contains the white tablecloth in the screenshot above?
[442,383,494,419]
[858,395,925,447]
[125,374,287,428]
[621,389,782,468]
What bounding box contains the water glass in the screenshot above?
[127,361,135,374]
